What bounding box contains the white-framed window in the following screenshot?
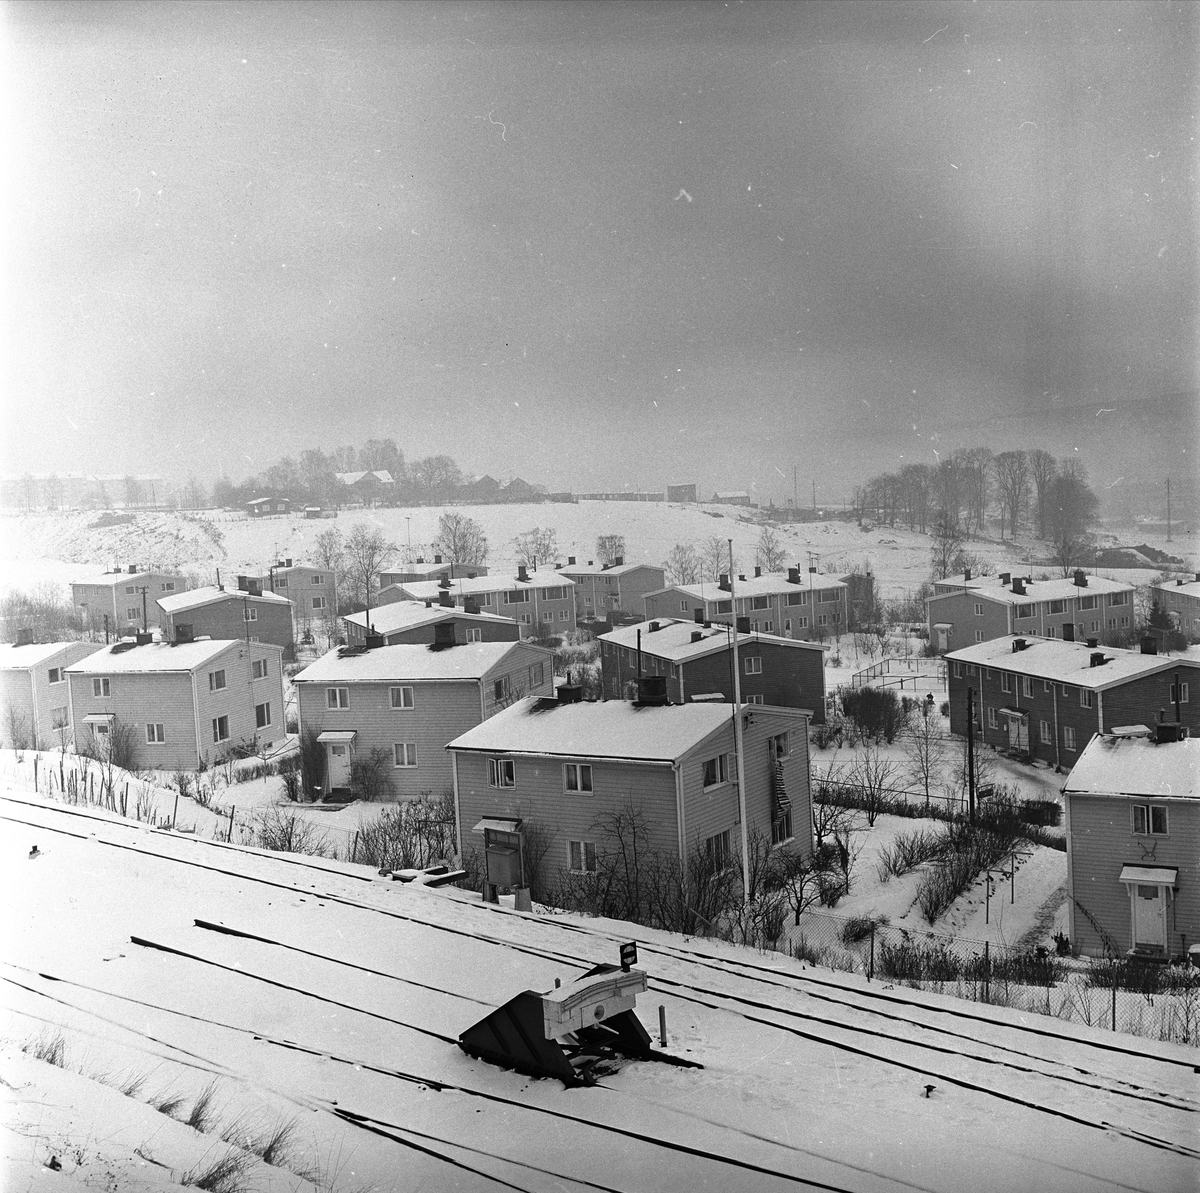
[243,606,258,622]
[312,574,325,585]
[520,613,533,625]
[568,840,597,873]
[252,658,268,679]
[702,753,728,788]
[529,662,545,687]
[769,732,790,759]
[466,627,482,643]
[125,585,135,595]
[752,595,769,610]
[249,636,260,643]
[494,676,511,702]
[817,614,828,627]
[1047,599,1066,615]
[91,721,110,739]
[564,762,592,793]
[126,607,139,619]
[1039,719,1051,743]
[974,602,984,616]
[1000,673,1012,693]
[967,664,976,676]
[1016,603,1035,619]
[255,702,271,728]
[145,723,166,743]
[1132,804,1168,836]
[1170,681,1190,704]
[1109,592,1129,606]
[1090,621,1100,632]
[715,600,732,614]
[541,586,566,601]
[785,592,805,606]
[1080,595,1097,610]
[818,589,839,604]
[1120,616,1129,628]
[51,706,68,729]
[747,693,765,704]
[312,595,327,610]
[393,742,418,768]
[390,685,414,709]
[974,630,983,643]
[559,610,569,621]
[1020,676,1033,697]
[763,620,773,633]
[1045,625,1057,639]
[704,829,732,872]
[488,757,515,787]
[209,669,227,691]
[162,581,176,592]
[93,677,110,697]
[48,667,64,684]
[744,656,762,675]
[986,707,998,729]
[680,600,689,612]
[1043,680,1051,692]
[1107,619,1116,630]
[1080,689,1093,708]
[504,589,529,605]
[212,715,230,743]
[326,687,349,709]
[795,615,809,629]
[274,575,288,588]
[1062,725,1076,751]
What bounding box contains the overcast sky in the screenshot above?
[5,1,1196,500]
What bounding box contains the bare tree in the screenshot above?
[1027,449,1057,540]
[1047,470,1099,576]
[701,535,737,582]
[435,512,488,566]
[664,542,700,585]
[993,450,1028,541]
[903,700,946,807]
[596,534,626,566]
[343,523,395,616]
[513,526,559,569]
[756,525,786,573]
[851,745,903,827]
[929,511,965,580]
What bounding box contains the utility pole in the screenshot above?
[1166,476,1172,542]
[138,586,149,634]
[728,540,750,906]
[812,479,817,514]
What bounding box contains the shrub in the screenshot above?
[252,808,334,858]
[876,826,948,881]
[841,914,888,944]
[838,686,908,744]
[22,1030,65,1067]
[297,728,324,800]
[181,1150,252,1193]
[354,792,457,872]
[349,747,393,802]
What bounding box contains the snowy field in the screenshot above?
[4,778,1199,1193]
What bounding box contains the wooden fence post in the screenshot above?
[172,793,179,830]
[228,806,235,843]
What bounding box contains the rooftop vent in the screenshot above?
[964,568,972,581]
[648,621,661,632]
[438,590,455,608]
[1086,637,1098,648]
[128,564,138,574]
[1140,637,1158,655]
[1154,722,1189,744]
[438,575,452,590]
[431,622,456,650]
[434,554,443,564]
[424,599,433,608]
[634,674,669,706]
[517,564,529,583]
[568,556,576,565]
[691,630,703,643]
[1073,569,1088,588]
[463,598,480,615]
[718,573,731,591]
[1012,638,1028,651]
[787,566,801,584]
[614,556,624,566]
[754,566,762,578]
[738,573,746,583]
[1012,578,1026,595]
[808,566,817,574]
[1000,572,1011,585]
[364,632,385,650]
[1179,578,1187,586]
[736,617,751,634]
[557,682,583,704]
[1089,652,1107,667]
[285,558,292,567]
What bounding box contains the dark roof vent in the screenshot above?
[1179,578,1187,586]
[434,554,443,564]
[963,568,971,581]
[634,674,668,706]
[438,590,455,608]
[808,565,817,574]
[517,564,529,583]
[557,682,583,703]
[691,630,703,643]
[614,556,624,566]
[738,573,746,583]
[365,633,385,650]
[1086,637,1098,648]
[1012,578,1026,595]
[1089,652,1107,667]
[438,575,452,590]
[236,575,248,591]
[285,558,292,567]
[787,567,801,584]
[1073,569,1088,588]
[135,632,153,646]
[1140,637,1158,655]
[718,573,731,591]
[128,564,138,574]
[999,572,1011,585]
[1012,638,1028,652]
[754,566,762,578]
[424,599,433,608]
[568,556,576,565]
[736,617,751,634]
[431,622,456,649]
[1154,722,1188,744]
[463,598,480,615]
[648,621,661,632]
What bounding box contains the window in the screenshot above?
[311,574,325,585]
[953,662,962,677]
[1039,719,1051,744]
[390,686,415,709]
[763,621,774,633]
[564,763,592,793]
[680,600,690,612]
[93,677,110,697]
[326,687,349,709]
[1043,680,1051,692]
[1109,592,1129,606]
[162,581,176,592]
[541,611,554,623]
[209,669,227,692]
[504,590,529,604]
[1062,725,1076,751]
[48,667,63,684]
[785,592,806,606]
[1080,689,1093,708]
[1061,686,1071,698]
[715,600,732,614]
[91,722,110,739]
[255,702,271,728]
[568,840,597,873]
[974,602,984,616]
[51,706,68,729]
[252,658,268,679]
[1132,804,1168,836]
[1091,621,1100,633]
[702,754,728,788]
[274,576,288,588]
[1170,681,1190,704]
[1021,676,1033,698]
[784,619,792,634]
[541,586,566,600]
[393,742,417,768]
[1107,619,1116,630]
[1045,625,1057,639]
[520,613,533,626]
[1079,595,1097,610]
[243,607,258,622]
[559,610,569,621]
[249,636,260,644]
[125,585,135,594]
[744,656,762,675]
[1000,673,1012,693]
[1047,599,1066,615]
[974,630,983,643]
[529,662,545,687]
[146,723,166,743]
[747,693,765,705]
[818,614,829,627]
[212,715,230,743]
[466,627,482,643]
[769,732,790,759]
[494,676,510,701]
[795,616,809,629]
[819,589,838,604]
[704,830,732,872]
[966,664,976,676]
[772,808,793,846]
[1120,616,1129,628]
[126,607,139,619]
[488,757,515,787]
[752,595,769,610]
[311,595,327,610]
[1016,603,1035,619]
[986,707,998,728]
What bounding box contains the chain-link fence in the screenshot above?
[785,909,1200,1047]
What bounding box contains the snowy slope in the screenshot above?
[3,783,1197,1193]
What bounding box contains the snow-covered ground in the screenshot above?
[4,777,1198,1193]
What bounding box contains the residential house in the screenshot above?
[1063,725,1197,960]
[463,475,503,503]
[927,570,1137,654]
[1150,574,1200,642]
[390,566,577,636]
[157,581,294,658]
[71,567,189,634]
[559,557,667,622]
[335,470,395,506]
[65,638,286,770]
[293,638,555,799]
[598,617,826,721]
[447,685,811,888]
[644,568,849,643]
[255,560,336,631]
[945,635,1200,768]
[342,600,521,647]
[245,496,290,517]
[710,491,752,506]
[379,555,489,587]
[0,640,102,749]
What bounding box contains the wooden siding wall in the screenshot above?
[344,615,520,647]
[927,591,1010,650]
[164,599,294,653]
[1067,793,1198,958]
[1155,587,1200,636]
[644,587,847,643]
[68,670,200,770]
[0,671,35,746]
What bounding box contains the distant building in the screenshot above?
[1150,574,1200,641]
[666,483,698,503]
[1063,725,1197,960]
[379,556,488,587]
[335,471,395,505]
[342,600,520,647]
[0,640,103,749]
[599,617,826,720]
[245,496,290,517]
[711,491,751,506]
[71,567,189,634]
[259,561,336,627]
[391,566,577,637]
[927,570,1137,654]
[558,557,666,622]
[157,582,294,659]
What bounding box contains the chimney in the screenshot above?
[128,564,137,574]
[434,554,443,564]
[557,681,583,703]
[285,558,292,567]
[1154,722,1189,744]
[738,574,746,583]
[1196,572,1200,583]
[237,575,248,592]
[1140,637,1158,655]
[1085,637,1098,648]
[568,556,576,565]
[615,555,624,566]
[365,632,385,649]
[247,578,262,597]
[736,617,751,634]
[1061,622,1075,642]
[463,598,480,614]
[1012,638,1027,652]
[588,560,594,566]
[438,590,455,608]
[432,622,456,649]
[787,566,800,584]
[438,574,452,590]
[135,632,152,646]
[1012,578,1025,596]
[517,564,529,583]
[754,566,762,578]
[648,621,661,632]
[424,598,433,608]
[15,627,34,646]
[693,607,705,623]
[964,567,972,581]
[718,573,731,591]
[175,623,193,644]
[1000,572,1011,585]
[1179,579,1186,586]
[691,630,703,643]
[1073,569,1087,588]
[634,674,669,706]
[808,566,817,574]
[1089,652,1106,667]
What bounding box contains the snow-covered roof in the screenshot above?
[560,562,663,577]
[930,574,1133,605]
[600,618,825,662]
[64,638,261,674]
[72,569,179,587]
[343,600,516,633]
[656,573,846,601]
[335,470,394,485]
[1063,734,1200,799]
[0,641,96,669]
[945,635,1199,690]
[1152,578,1200,599]
[294,640,537,683]
[448,695,768,762]
[399,573,576,600]
[157,585,291,613]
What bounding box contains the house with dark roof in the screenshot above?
[598,617,826,721]
[1063,725,1197,960]
[245,496,290,517]
[293,638,554,799]
[447,687,811,891]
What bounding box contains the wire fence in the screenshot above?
[850,656,947,690]
[787,909,1200,1047]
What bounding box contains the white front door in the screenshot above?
[327,743,352,790]
[936,627,949,652]
[1006,714,1028,752]
[1133,884,1165,948]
